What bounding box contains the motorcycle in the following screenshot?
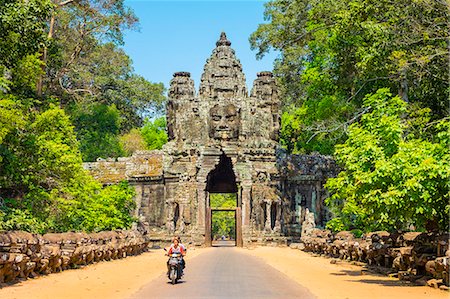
[165,248,183,284]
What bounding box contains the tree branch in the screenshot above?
[305,106,371,144]
[346,76,394,103]
[57,0,76,7]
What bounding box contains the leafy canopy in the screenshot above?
[0,102,136,233]
[141,117,168,150]
[251,0,449,154]
[0,0,148,233]
[325,89,449,232]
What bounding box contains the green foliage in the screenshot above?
[0,101,136,233]
[280,106,342,154]
[119,128,148,156]
[0,208,48,233]
[210,194,237,240]
[70,103,125,161]
[11,54,44,94]
[252,0,449,154]
[0,0,160,233]
[210,193,237,208]
[351,229,364,238]
[212,211,236,240]
[72,181,136,232]
[53,41,166,131]
[0,0,53,69]
[0,97,26,146]
[141,117,168,150]
[45,3,166,131]
[325,89,450,231]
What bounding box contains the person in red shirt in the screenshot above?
[167,237,185,256]
[166,237,186,275]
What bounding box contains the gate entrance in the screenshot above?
[205,154,243,247]
[211,210,235,246]
[210,194,236,246]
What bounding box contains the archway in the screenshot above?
[205,154,243,247]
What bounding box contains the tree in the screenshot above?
[0,0,53,69]
[0,102,136,233]
[70,103,125,161]
[210,194,237,240]
[42,1,166,130]
[119,128,148,156]
[325,89,449,232]
[251,0,449,154]
[141,117,168,150]
[42,1,166,158]
[0,0,53,94]
[0,0,155,233]
[212,211,236,240]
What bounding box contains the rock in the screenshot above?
[388,273,399,278]
[427,278,442,289]
[289,243,301,249]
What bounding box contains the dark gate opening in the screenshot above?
[206,154,237,193]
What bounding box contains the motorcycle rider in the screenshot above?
[166,237,185,275]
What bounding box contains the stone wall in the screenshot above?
[278,152,338,238]
[83,150,166,232]
[83,150,163,184]
[0,230,149,284]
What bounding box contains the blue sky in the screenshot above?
[123,0,278,91]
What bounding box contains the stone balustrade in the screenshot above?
[0,230,149,284]
[297,229,449,290]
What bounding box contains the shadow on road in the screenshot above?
[166,280,187,285]
[331,270,364,276]
[351,279,420,287]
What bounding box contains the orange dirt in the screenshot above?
[0,248,207,299]
[0,246,447,299]
[244,246,449,299]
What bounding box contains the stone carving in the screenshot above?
[208,103,240,140]
[301,208,316,237]
[251,183,282,233]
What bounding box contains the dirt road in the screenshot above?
[246,247,448,299]
[129,247,314,299]
[0,246,447,299]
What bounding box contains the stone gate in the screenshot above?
[84,33,338,246]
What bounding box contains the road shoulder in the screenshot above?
[243,246,447,299]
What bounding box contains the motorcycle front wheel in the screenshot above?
[170,268,177,285]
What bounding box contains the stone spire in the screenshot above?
[199,32,247,99]
[216,32,231,47]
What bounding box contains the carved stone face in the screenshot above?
[209,104,240,140]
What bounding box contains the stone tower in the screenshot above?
[163,32,283,245]
[83,33,338,246]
